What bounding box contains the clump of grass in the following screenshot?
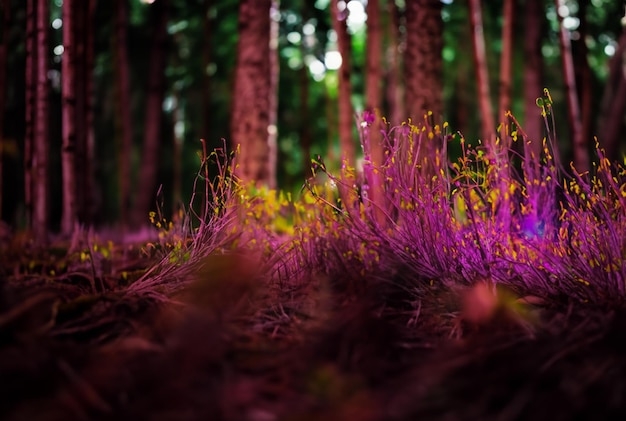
[133,92,625,312]
[293,98,625,309]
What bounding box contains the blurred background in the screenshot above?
[0,0,624,235]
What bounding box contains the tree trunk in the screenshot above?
[201,0,213,142]
[498,0,513,130]
[133,0,168,226]
[365,0,385,224]
[600,28,626,162]
[268,0,280,190]
[61,0,95,232]
[83,0,96,225]
[61,0,77,235]
[404,0,443,121]
[70,0,95,226]
[468,0,495,146]
[601,72,626,162]
[523,0,544,159]
[33,0,49,243]
[574,0,593,148]
[299,19,312,179]
[25,0,36,230]
[230,0,272,187]
[555,0,587,173]
[384,0,403,127]
[366,0,382,116]
[113,0,133,229]
[0,0,8,221]
[331,0,355,168]
[74,0,87,224]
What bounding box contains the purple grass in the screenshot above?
[293,108,625,307]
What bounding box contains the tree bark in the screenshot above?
[61,0,77,235]
[69,0,96,226]
[60,0,95,232]
[331,0,355,168]
[113,0,133,229]
[230,0,272,187]
[88,0,97,221]
[468,0,495,146]
[366,0,383,116]
[268,0,280,190]
[574,0,593,147]
[33,0,49,243]
[523,0,544,159]
[598,25,626,161]
[25,0,36,230]
[83,0,96,225]
[498,0,514,130]
[73,0,87,223]
[133,0,168,226]
[365,0,385,224]
[600,28,626,162]
[404,0,443,121]
[201,0,213,143]
[0,0,8,221]
[555,0,588,173]
[384,0,403,127]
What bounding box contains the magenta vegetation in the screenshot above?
[2,105,626,421]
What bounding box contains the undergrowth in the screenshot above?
[3,94,626,421]
[147,93,626,311]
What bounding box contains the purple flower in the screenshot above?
[362,109,375,126]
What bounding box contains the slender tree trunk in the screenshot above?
[61,0,95,231]
[404,0,443,121]
[61,0,77,235]
[575,0,593,148]
[71,0,95,225]
[468,0,495,145]
[25,0,36,230]
[366,0,382,116]
[33,0,49,243]
[365,0,385,224]
[384,0,403,127]
[133,0,168,225]
[601,73,626,162]
[199,0,213,222]
[331,0,355,168]
[268,0,279,190]
[74,0,87,224]
[498,0,513,130]
[555,0,587,173]
[299,24,312,179]
[600,28,626,162]
[523,0,544,159]
[0,0,8,221]
[230,0,272,187]
[84,0,96,224]
[201,0,213,142]
[113,0,133,229]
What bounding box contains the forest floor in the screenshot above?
[1,227,626,421]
